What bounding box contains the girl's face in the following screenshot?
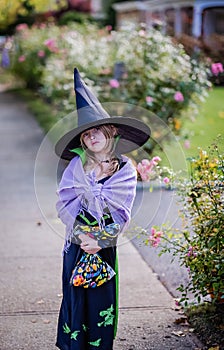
[81,127,107,154]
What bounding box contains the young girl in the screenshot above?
[55,68,150,350]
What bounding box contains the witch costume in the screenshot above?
[55,68,150,350]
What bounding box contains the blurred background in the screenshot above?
[0,2,223,348]
[0,0,223,162]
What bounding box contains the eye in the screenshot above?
[83,131,89,138]
[93,127,101,133]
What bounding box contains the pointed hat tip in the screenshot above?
[74,67,80,90]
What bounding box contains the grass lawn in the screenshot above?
[181,87,224,155]
[155,87,224,170]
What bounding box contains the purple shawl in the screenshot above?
[56,155,137,252]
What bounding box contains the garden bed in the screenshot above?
[187,303,224,349]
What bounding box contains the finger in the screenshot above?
[80,243,89,250]
[85,248,101,254]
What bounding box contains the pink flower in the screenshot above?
[106,25,112,31]
[139,30,146,37]
[151,227,156,235]
[141,173,150,181]
[146,96,153,104]
[38,50,45,58]
[148,227,163,247]
[109,79,120,88]
[152,156,161,165]
[141,159,151,167]
[175,299,180,307]
[44,38,58,53]
[211,62,223,76]
[174,91,184,102]
[18,55,26,62]
[137,157,161,182]
[163,177,170,184]
[16,23,28,31]
[184,140,190,149]
[137,159,153,181]
[187,247,193,257]
[137,162,150,181]
[187,246,197,257]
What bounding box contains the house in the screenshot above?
[113,0,224,52]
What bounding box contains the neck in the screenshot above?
[94,153,111,163]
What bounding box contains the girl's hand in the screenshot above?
[79,234,101,254]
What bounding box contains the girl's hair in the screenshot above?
[80,124,120,176]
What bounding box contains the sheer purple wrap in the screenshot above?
[56,155,137,252]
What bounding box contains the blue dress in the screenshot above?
[56,175,119,350]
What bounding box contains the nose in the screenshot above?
[89,130,96,140]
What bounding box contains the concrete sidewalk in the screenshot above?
[0,92,204,350]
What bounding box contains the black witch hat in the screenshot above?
[55,68,151,160]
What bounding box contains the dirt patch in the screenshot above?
[187,303,224,349]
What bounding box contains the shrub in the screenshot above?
[10,23,64,88]
[139,138,224,305]
[58,11,94,26]
[95,27,211,141]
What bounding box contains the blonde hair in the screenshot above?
[80,124,120,176]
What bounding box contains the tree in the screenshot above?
[0,0,66,32]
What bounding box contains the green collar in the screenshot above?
[69,135,121,165]
[69,147,86,165]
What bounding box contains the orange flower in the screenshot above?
[173,118,181,130]
[72,275,85,286]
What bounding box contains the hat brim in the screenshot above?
[55,116,151,160]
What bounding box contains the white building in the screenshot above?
[113,0,224,48]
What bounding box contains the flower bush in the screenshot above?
[138,140,224,305]
[40,23,114,113]
[10,23,66,88]
[97,27,211,133]
[9,22,211,153]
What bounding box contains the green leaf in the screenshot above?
[82,324,88,332]
[63,323,71,334]
[98,304,114,327]
[88,338,101,347]
[70,330,80,340]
